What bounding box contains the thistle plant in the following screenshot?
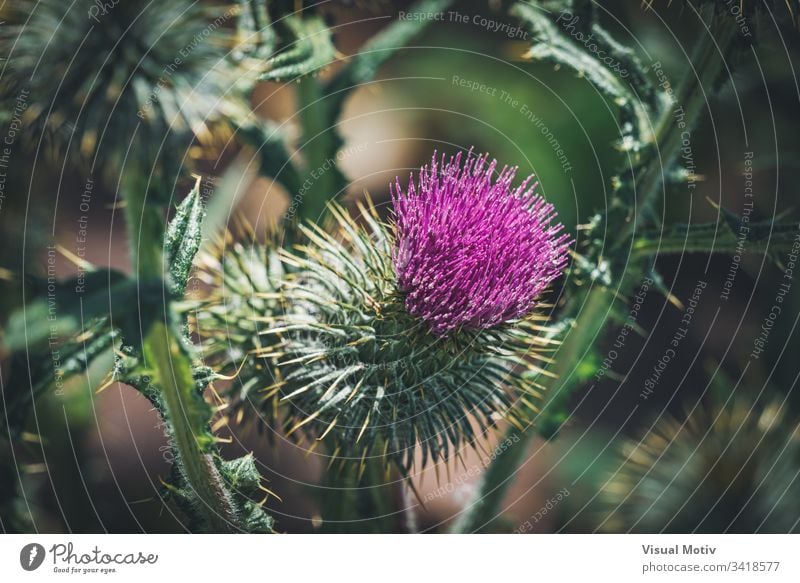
[4,0,800,535]
[192,151,571,472]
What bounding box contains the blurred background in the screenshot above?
[2,0,800,533]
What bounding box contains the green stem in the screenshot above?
[537,285,618,438]
[450,427,529,533]
[144,322,237,532]
[296,77,346,224]
[317,456,396,533]
[122,170,237,531]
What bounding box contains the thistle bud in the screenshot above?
[601,395,800,533]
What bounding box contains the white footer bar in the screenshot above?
[1,534,797,582]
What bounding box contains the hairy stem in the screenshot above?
[144,322,237,532]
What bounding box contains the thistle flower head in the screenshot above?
[392,151,571,336]
[191,153,572,471]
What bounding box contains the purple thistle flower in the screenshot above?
[391,150,572,336]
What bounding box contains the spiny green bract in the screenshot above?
[190,203,555,472]
[163,452,275,534]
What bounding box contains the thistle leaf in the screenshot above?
[511,1,661,149]
[0,322,118,439]
[232,0,276,61]
[260,13,337,82]
[165,181,206,295]
[219,454,276,533]
[632,211,800,259]
[163,452,275,533]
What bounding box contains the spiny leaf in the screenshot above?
[219,454,276,533]
[232,0,276,61]
[164,452,275,533]
[631,211,800,259]
[165,181,206,295]
[511,1,659,149]
[0,322,118,439]
[260,13,337,82]
[2,268,166,355]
